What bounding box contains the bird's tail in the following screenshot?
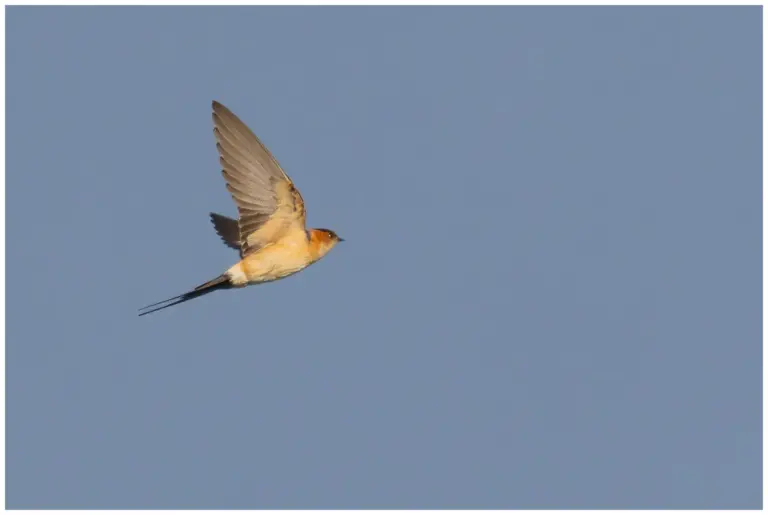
[138,274,232,316]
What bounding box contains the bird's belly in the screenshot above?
[229,247,312,285]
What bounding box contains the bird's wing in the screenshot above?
[212,101,306,257]
[209,213,241,251]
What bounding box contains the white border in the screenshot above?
[761,2,766,514]
[1,4,5,515]
[1,1,763,514]
[2,0,766,5]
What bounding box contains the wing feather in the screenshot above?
[211,101,306,256]
[209,213,241,251]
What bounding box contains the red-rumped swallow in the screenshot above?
[139,101,342,316]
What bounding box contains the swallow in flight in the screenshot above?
[139,101,343,316]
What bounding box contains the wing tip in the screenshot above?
[212,101,232,117]
[209,212,229,223]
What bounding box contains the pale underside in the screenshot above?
[225,227,317,286]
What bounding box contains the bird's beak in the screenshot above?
[338,237,345,242]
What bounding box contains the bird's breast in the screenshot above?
[231,236,314,285]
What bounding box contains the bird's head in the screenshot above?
[308,228,344,260]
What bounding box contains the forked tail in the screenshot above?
[138,274,232,316]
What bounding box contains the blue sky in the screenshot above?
[6,6,762,509]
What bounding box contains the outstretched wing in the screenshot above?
[211,101,306,257]
[209,213,240,251]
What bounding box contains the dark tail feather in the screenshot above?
[138,275,232,317]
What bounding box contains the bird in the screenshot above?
[138,101,343,316]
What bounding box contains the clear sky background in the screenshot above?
[6,6,761,509]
